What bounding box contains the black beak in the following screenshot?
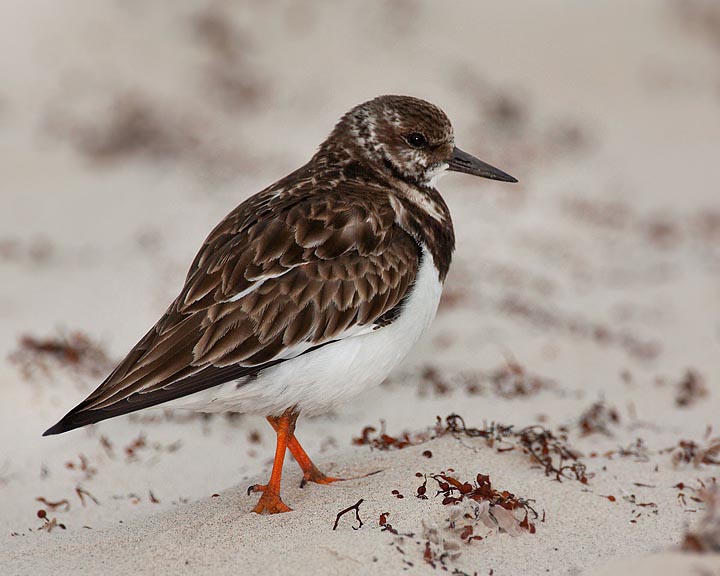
[447,147,518,183]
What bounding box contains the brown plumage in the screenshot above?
[43,95,516,514]
[46,175,423,431]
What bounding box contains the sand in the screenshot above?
[1,0,719,574]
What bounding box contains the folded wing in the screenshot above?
[44,180,420,435]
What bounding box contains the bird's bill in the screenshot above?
[447,147,518,183]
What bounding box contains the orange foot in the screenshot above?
[249,485,292,514]
[301,466,383,488]
[300,463,344,488]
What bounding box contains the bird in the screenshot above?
[43,95,517,514]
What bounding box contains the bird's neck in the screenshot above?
[387,182,455,282]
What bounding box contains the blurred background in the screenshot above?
[0,0,718,555]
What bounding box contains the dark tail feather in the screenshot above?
[42,341,335,437]
[41,362,269,437]
[43,401,138,436]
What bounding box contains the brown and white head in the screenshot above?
[328,94,517,188]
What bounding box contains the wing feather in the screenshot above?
[44,176,421,435]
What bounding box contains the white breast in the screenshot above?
[173,246,443,416]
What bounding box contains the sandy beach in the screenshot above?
[1,1,719,574]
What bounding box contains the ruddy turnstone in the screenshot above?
[44,95,516,513]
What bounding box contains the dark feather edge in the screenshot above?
[42,342,334,436]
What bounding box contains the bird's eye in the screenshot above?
[406,132,428,149]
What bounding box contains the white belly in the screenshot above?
[171,246,443,416]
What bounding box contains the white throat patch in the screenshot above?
[425,162,449,188]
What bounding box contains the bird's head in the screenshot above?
[331,95,517,187]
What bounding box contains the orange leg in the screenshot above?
[266,413,343,487]
[249,409,298,514]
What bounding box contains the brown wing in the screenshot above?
[44,177,420,435]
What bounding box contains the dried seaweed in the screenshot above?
[604,438,651,462]
[486,358,555,399]
[417,360,554,399]
[664,435,720,467]
[414,470,537,570]
[675,369,709,408]
[76,485,100,507]
[65,455,97,481]
[122,433,182,462]
[578,402,620,436]
[420,366,452,396]
[35,497,70,511]
[332,499,364,531]
[352,414,589,489]
[444,414,514,446]
[515,426,588,483]
[445,415,587,483]
[682,485,720,553]
[9,331,113,381]
[36,509,66,533]
[353,422,413,450]
[124,434,147,461]
[426,472,537,533]
[378,512,400,536]
[352,419,443,451]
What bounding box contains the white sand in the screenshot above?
[1,1,719,574]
